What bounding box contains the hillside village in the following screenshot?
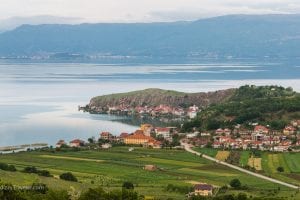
[83,104,200,119]
[57,119,300,152]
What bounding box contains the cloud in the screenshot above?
[0,0,299,23]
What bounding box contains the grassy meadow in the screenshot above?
[0,147,300,199]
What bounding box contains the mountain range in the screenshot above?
[1,14,300,60]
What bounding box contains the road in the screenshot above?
[181,142,299,190]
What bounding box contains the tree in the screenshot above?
[88,137,95,144]
[23,166,38,173]
[277,166,284,172]
[230,178,241,189]
[60,172,78,182]
[38,170,52,177]
[122,181,134,190]
[237,193,248,200]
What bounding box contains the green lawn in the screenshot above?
[193,147,218,157]
[261,152,300,186]
[0,147,299,199]
[239,151,250,167]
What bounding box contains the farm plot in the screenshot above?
[248,157,262,171]
[283,153,300,173]
[226,151,241,165]
[215,151,230,161]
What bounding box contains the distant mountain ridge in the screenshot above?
[1,14,300,59]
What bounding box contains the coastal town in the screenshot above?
[57,119,300,152]
[83,104,200,119]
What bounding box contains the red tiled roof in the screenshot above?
[194,184,213,191]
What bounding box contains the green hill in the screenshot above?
[182,85,300,131]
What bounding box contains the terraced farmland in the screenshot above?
[1,147,297,199]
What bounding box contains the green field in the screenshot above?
[261,152,300,186]
[1,147,299,199]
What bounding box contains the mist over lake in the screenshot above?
[1,60,300,146]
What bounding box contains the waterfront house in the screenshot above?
[155,127,171,140]
[194,184,213,196]
[69,139,85,147]
[141,124,153,136]
[100,132,113,140]
[56,140,66,148]
[123,130,161,148]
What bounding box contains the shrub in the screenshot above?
[0,163,16,172]
[38,170,52,177]
[277,166,284,172]
[60,172,78,182]
[122,181,134,190]
[23,166,38,173]
[230,179,241,189]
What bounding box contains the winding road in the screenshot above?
[181,142,299,190]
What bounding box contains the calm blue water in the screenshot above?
[0,60,300,146]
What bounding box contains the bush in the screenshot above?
[277,166,284,172]
[23,166,38,173]
[122,181,134,190]
[230,179,241,189]
[60,172,78,182]
[0,163,16,172]
[38,170,52,177]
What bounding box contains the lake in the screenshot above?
[1,60,300,146]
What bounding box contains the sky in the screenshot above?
[0,0,300,23]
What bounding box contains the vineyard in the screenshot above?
[225,151,241,165]
[215,151,230,161]
[248,156,262,171]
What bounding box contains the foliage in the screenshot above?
[122,181,134,190]
[23,166,52,177]
[230,179,241,189]
[276,166,284,173]
[182,85,300,131]
[166,184,193,194]
[23,166,38,173]
[0,162,16,172]
[79,186,138,200]
[59,172,78,182]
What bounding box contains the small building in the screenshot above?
[123,130,161,148]
[186,132,199,139]
[283,126,296,135]
[187,105,199,119]
[194,184,213,196]
[56,140,66,148]
[144,165,157,171]
[100,132,113,140]
[155,127,171,140]
[254,125,269,134]
[141,124,153,136]
[101,143,112,149]
[69,139,85,147]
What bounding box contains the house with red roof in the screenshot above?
[283,126,296,135]
[254,125,269,134]
[69,139,85,147]
[100,132,113,140]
